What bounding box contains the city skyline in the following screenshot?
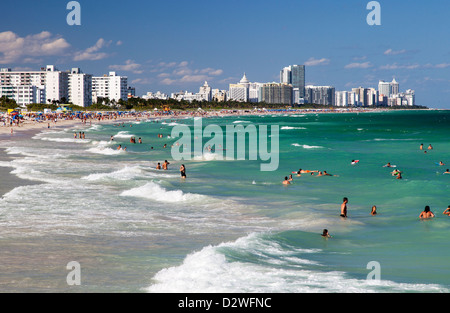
[1,1,450,108]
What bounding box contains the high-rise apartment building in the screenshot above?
[305,85,335,106]
[228,73,263,103]
[280,65,305,100]
[45,65,69,103]
[378,80,391,97]
[378,78,399,98]
[92,71,128,104]
[390,78,399,95]
[0,65,96,107]
[68,68,92,108]
[260,83,293,105]
[198,81,212,102]
[0,67,47,106]
[335,91,349,107]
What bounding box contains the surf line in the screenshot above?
[170,117,280,171]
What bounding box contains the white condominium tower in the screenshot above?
[228,73,263,103]
[45,65,69,103]
[68,68,92,108]
[92,71,128,104]
[378,78,399,97]
[0,67,47,106]
[0,65,96,107]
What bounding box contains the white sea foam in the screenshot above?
[232,120,251,124]
[87,146,124,155]
[373,138,416,141]
[0,161,11,168]
[291,143,323,149]
[120,181,204,203]
[161,122,185,126]
[193,152,222,161]
[82,166,145,181]
[281,126,307,130]
[37,136,90,144]
[114,131,135,138]
[82,166,175,181]
[146,233,449,293]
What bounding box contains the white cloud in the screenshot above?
[73,38,111,61]
[179,74,210,83]
[379,63,420,70]
[160,78,177,85]
[151,61,224,85]
[353,56,367,61]
[109,59,143,74]
[345,62,373,69]
[131,77,154,85]
[304,57,330,66]
[384,48,408,56]
[0,31,70,64]
[426,63,450,69]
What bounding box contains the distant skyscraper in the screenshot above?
[305,85,335,106]
[280,65,305,99]
[198,81,212,102]
[390,78,399,95]
[378,80,391,97]
[228,73,262,102]
[260,83,293,105]
[352,87,369,106]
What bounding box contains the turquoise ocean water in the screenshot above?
[0,110,449,292]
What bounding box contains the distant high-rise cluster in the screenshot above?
[335,78,415,107]
[150,65,415,107]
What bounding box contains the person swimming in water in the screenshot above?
[340,197,348,218]
[180,164,186,179]
[283,176,291,185]
[288,174,293,181]
[443,206,450,216]
[162,160,170,170]
[391,169,402,177]
[156,163,161,170]
[371,205,377,216]
[321,229,331,238]
[419,206,435,219]
[444,169,450,174]
[297,169,318,176]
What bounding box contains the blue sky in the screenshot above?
[1,0,450,108]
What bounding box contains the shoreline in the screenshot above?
[0,148,40,198]
[0,107,444,143]
[0,115,144,197]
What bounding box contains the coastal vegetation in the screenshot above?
[0,95,429,112]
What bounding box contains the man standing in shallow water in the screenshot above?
[340,197,348,218]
